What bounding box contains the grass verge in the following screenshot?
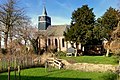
[0,67,118,80]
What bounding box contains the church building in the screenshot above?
[38,6,81,52]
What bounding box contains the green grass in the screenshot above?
[60,56,118,65]
[0,67,118,80]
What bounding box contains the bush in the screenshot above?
[55,51,66,57]
[102,72,118,80]
[114,49,120,56]
[1,48,7,54]
[112,56,120,64]
[47,46,57,53]
[84,45,104,56]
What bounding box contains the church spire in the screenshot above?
[38,0,51,30]
[42,6,47,16]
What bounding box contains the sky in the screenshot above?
[0,0,119,26]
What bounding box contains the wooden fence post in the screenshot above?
[1,58,3,71]
[14,57,17,80]
[39,57,41,66]
[24,57,25,67]
[8,66,10,80]
[45,61,48,72]
[18,65,21,80]
[14,69,16,80]
[26,56,28,67]
[30,57,31,66]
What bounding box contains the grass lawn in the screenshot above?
[60,56,118,65]
[0,67,118,80]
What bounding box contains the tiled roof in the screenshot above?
[46,25,69,36]
[38,30,47,36]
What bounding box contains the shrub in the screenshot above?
[102,72,118,80]
[114,49,120,56]
[55,51,66,57]
[47,45,57,53]
[1,48,7,54]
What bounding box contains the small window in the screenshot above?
[62,38,65,47]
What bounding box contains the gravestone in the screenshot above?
[66,47,77,57]
[67,47,75,53]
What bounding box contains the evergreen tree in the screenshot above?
[97,7,120,40]
[64,5,95,46]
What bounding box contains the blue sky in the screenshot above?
[0,0,119,26]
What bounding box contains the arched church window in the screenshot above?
[62,38,65,47]
[55,39,58,47]
[48,39,51,46]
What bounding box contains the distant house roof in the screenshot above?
[46,25,69,37]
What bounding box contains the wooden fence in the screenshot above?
[45,58,62,71]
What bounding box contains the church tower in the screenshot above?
[38,6,51,30]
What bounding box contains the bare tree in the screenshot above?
[14,18,31,45]
[0,0,26,50]
[20,26,47,55]
[14,18,40,54]
[28,27,39,54]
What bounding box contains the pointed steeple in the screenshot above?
[42,6,47,16]
[38,4,51,30]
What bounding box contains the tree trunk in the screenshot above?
[4,32,8,50]
[0,32,1,52]
[8,66,10,80]
[106,49,109,57]
[66,41,68,51]
[36,38,38,54]
[45,39,47,51]
[30,38,38,54]
[80,45,84,55]
[38,38,41,55]
[76,42,79,49]
[10,33,13,54]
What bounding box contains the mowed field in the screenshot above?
[0,67,118,80]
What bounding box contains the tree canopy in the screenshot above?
[64,5,120,47]
[97,7,120,40]
[64,5,95,46]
